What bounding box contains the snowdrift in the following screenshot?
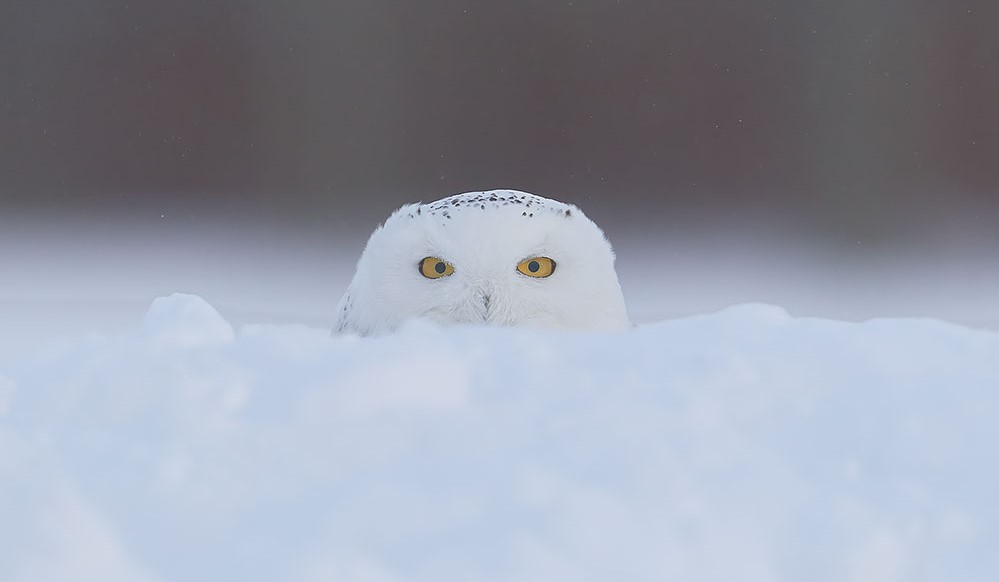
[1,293,997,581]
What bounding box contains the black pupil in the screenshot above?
[528,260,540,273]
[434,261,446,274]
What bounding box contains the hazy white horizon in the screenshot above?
[3,210,997,357]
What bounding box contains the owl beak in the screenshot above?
[466,281,492,323]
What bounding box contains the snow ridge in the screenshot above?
[1,294,996,582]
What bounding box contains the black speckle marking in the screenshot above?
[412,190,571,220]
[522,212,527,216]
[565,209,572,217]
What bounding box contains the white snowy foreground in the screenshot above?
[1,293,997,582]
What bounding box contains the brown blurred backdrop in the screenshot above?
[3,0,997,242]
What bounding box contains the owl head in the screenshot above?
[334,190,631,335]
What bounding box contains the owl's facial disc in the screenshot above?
[415,254,560,325]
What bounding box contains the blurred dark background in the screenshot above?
[1,0,998,332]
[4,0,997,237]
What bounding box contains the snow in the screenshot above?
[1,293,997,582]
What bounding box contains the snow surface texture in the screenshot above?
[2,293,997,582]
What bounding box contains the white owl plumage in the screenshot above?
[334,190,630,335]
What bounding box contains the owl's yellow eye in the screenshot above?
[419,257,454,279]
[516,256,556,278]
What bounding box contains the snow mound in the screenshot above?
[1,293,997,582]
[140,292,235,347]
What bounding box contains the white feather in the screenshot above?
[334,190,631,335]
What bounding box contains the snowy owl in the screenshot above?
[333,189,630,335]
